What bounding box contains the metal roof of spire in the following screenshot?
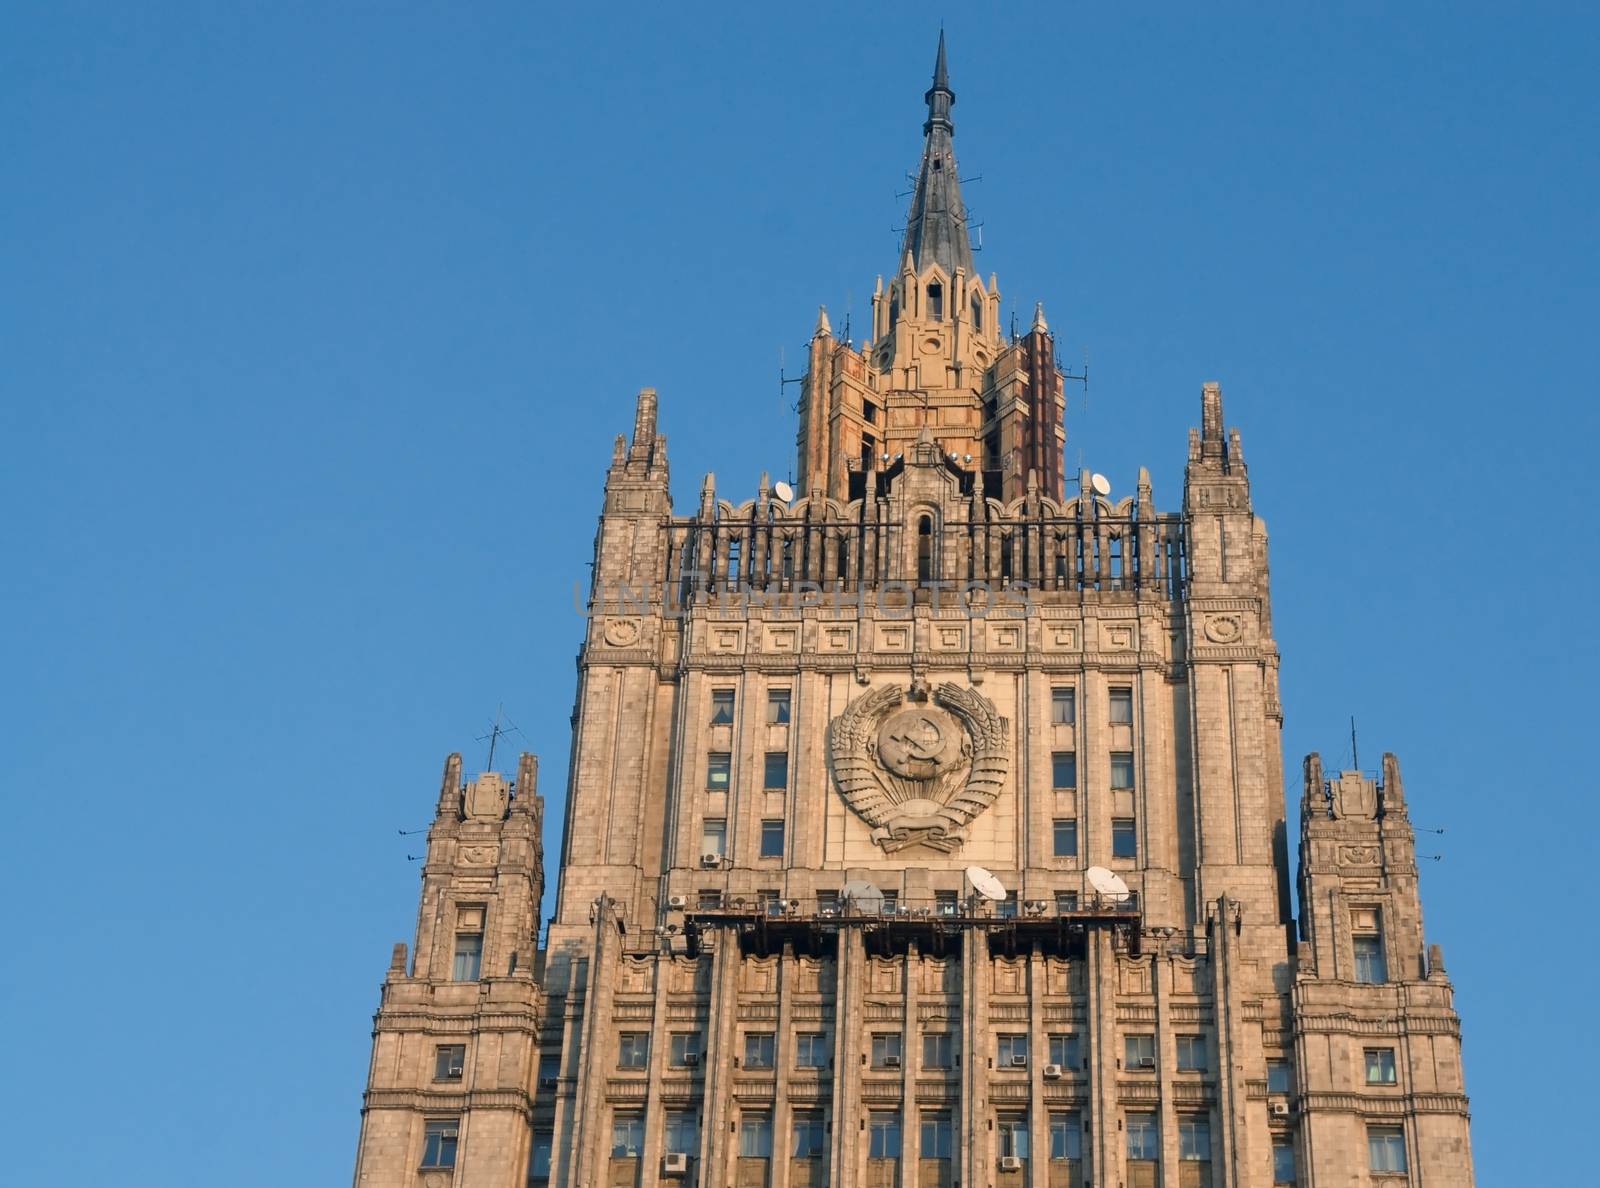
[900,32,976,280]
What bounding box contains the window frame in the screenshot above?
[706,752,732,790]
[710,689,736,724]
[617,1032,650,1070]
[867,1111,902,1159]
[920,1110,954,1159]
[1124,1033,1156,1069]
[1367,1125,1408,1174]
[422,1118,460,1169]
[1050,686,1076,725]
[870,1032,903,1068]
[758,818,785,858]
[1111,817,1138,859]
[795,1031,828,1069]
[922,1032,954,1069]
[1109,686,1134,724]
[1175,1034,1207,1072]
[1048,1113,1082,1161]
[1109,751,1136,790]
[434,1043,466,1081]
[767,688,791,724]
[791,1111,826,1158]
[1125,1112,1159,1161]
[611,1113,645,1157]
[743,1031,776,1070]
[1052,817,1078,858]
[668,1031,702,1067]
[1047,1033,1079,1068]
[763,750,789,790]
[739,1112,774,1158]
[997,1033,1029,1067]
[1364,1047,1398,1085]
[1051,750,1077,789]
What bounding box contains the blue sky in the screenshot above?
[3,2,1595,1183]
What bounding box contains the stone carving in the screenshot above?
[829,682,1009,853]
[459,845,496,866]
[602,617,640,646]
[1339,845,1380,866]
[1203,614,1242,643]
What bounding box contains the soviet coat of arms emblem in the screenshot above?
[829,682,1010,853]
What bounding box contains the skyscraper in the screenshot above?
[352,37,1474,1188]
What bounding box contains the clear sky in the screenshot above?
[3,1,1595,1183]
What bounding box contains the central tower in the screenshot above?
[796,34,1066,505]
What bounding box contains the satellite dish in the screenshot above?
[965,865,1007,902]
[841,880,885,915]
[1086,865,1130,899]
[1091,473,1112,497]
[772,480,794,503]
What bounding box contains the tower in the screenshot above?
[353,39,1474,1188]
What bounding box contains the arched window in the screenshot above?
[927,281,944,321]
[971,293,983,331]
[917,515,934,583]
[889,292,899,329]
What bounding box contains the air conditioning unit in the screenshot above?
[1269,1100,1291,1119]
[447,1064,464,1077]
[662,1153,690,1175]
[1010,1054,1028,1067]
[883,1054,901,1067]
[667,895,687,909]
[998,1156,1023,1171]
[1042,1063,1064,1080]
[1137,1057,1156,1069]
[701,853,722,868]
[682,1052,700,1066]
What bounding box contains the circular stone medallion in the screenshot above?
[877,706,960,780]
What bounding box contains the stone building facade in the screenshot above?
[352,37,1474,1188]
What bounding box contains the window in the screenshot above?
[1266,1060,1292,1094]
[1054,890,1079,914]
[1112,817,1138,858]
[1047,1034,1079,1068]
[868,1112,901,1159]
[744,1032,775,1069]
[917,516,933,582]
[927,281,943,321]
[759,819,785,858]
[696,889,723,909]
[1109,687,1133,723]
[796,1032,828,1068]
[706,752,731,790]
[740,1113,773,1158]
[529,1131,554,1181]
[617,1032,649,1069]
[864,401,878,425]
[997,1034,1028,1067]
[1051,751,1077,789]
[997,1114,1029,1159]
[711,689,735,724]
[768,689,791,724]
[701,818,726,858]
[971,293,983,332]
[935,890,958,916]
[1052,818,1078,857]
[418,1044,459,1086]
[1110,752,1135,789]
[1354,934,1388,985]
[611,1114,644,1157]
[1124,1034,1156,1069]
[923,1033,954,1069]
[817,889,839,915]
[665,1112,699,1156]
[1367,1125,1407,1174]
[422,1119,459,1168]
[1179,1117,1210,1161]
[452,931,483,982]
[668,1032,701,1067]
[1126,1112,1159,1160]
[921,1111,953,1159]
[763,751,789,789]
[792,1111,826,1158]
[997,892,1018,919]
[537,1054,560,1086]
[1048,1113,1081,1161]
[1272,1139,1296,1184]
[1175,1035,1207,1072]
[871,1032,903,1068]
[759,888,782,915]
[1365,1047,1397,1085]
[889,294,900,329]
[1051,687,1076,725]
[881,889,899,914]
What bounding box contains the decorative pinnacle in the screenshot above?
[1032,302,1049,333]
[814,305,831,337]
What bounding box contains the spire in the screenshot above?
[900,33,976,280]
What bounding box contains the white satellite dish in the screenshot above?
[772,480,794,503]
[1091,473,1112,498]
[841,880,885,915]
[965,865,1007,902]
[1086,865,1130,899]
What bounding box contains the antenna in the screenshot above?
[1350,716,1359,771]
[476,704,523,772]
[779,346,804,413]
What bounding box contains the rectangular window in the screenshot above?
[1175,1035,1207,1072]
[1179,1117,1210,1161]
[1124,1034,1156,1069]
[1110,752,1135,789]
[921,1111,953,1159]
[1047,1034,1080,1068]
[665,1112,699,1157]
[422,1119,459,1169]
[792,1111,826,1158]
[935,890,958,916]
[611,1114,644,1157]
[997,891,1018,919]
[871,1032,903,1068]
[434,1044,465,1080]
[740,1113,773,1158]
[1048,1113,1082,1160]
[711,689,735,724]
[868,1112,901,1159]
[759,819,785,858]
[1109,687,1133,723]
[700,818,726,857]
[1354,934,1388,984]
[997,1114,1029,1159]
[1126,1112,1159,1160]
[795,1032,828,1068]
[1054,890,1079,914]
[763,751,789,789]
[1051,751,1077,789]
[1052,817,1078,857]
[668,1032,702,1067]
[997,1034,1028,1067]
[864,401,878,425]
[696,889,723,909]
[744,1032,775,1069]
[880,890,899,914]
[1272,1139,1296,1184]
[1367,1126,1407,1174]
[537,1054,560,1086]
[1266,1060,1292,1094]
[923,1033,954,1069]
[816,890,839,915]
[1112,817,1138,858]
[452,932,483,982]
[1364,1047,1397,1085]
[759,888,782,915]
[1051,687,1076,725]
[617,1032,649,1069]
[768,689,791,723]
[530,1131,554,1180]
[706,752,731,790]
